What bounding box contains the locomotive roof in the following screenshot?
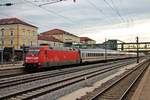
[29,46,79,51]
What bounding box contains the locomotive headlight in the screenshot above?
[34,57,39,62]
[34,57,39,60]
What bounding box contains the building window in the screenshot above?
[11,40,13,46]
[30,41,32,46]
[10,31,13,36]
[1,28,4,36]
[2,40,4,46]
[28,30,30,36]
[23,35,25,44]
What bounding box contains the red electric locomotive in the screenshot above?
[24,46,81,69]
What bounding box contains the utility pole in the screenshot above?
[105,38,107,61]
[12,46,15,65]
[38,0,76,6]
[23,44,25,61]
[136,36,139,63]
[1,47,3,65]
[1,29,4,65]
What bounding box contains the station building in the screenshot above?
[73,37,96,49]
[40,29,80,47]
[38,35,63,47]
[80,37,96,44]
[103,40,124,50]
[0,18,38,49]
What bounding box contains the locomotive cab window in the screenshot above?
[28,49,40,54]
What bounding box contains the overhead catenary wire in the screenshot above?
[86,0,115,25]
[110,0,127,21]
[24,0,76,24]
[38,0,67,7]
[0,13,51,30]
[113,0,135,27]
[103,0,126,23]
[0,1,62,29]
[110,0,133,26]
[34,0,76,6]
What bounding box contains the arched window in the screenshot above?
[1,28,4,36]
[11,40,13,46]
[10,31,13,36]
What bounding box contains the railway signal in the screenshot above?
[136,37,139,63]
[105,38,107,61]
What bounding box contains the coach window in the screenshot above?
[82,53,84,57]
[100,53,102,56]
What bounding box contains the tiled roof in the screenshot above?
[41,29,79,37]
[38,35,63,43]
[80,37,95,42]
[0,18,37,28]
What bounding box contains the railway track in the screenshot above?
[0,67,26,78]
[87,59,150,100]
[0,59,137,100]
[0,59,134,88]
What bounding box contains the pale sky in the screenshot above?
[0,0,150,43]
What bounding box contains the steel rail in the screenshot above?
[89,59,149,100]
[0,60,133,99]
[0,59,134,88]
[0,67,26,78]
[119,60,149,100]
